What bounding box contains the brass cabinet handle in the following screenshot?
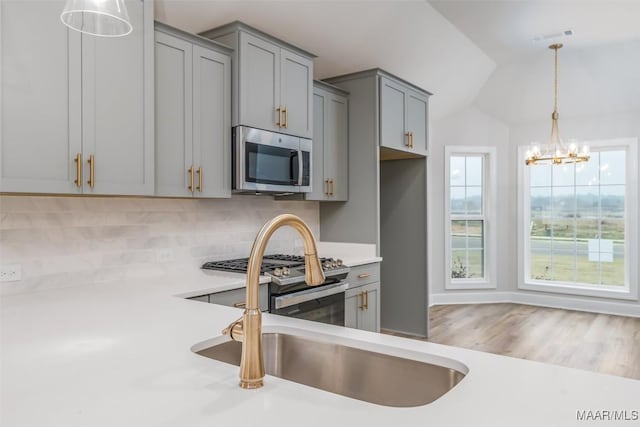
[188,166,194,193]
[324,179,329,196]
[74,153,82,188]
[233,302,246,308]
[276,106,282,127]
[405,131,411,147]
[87,155,95,188]
[330,179,334,196]
[196,166,203,192]
[358,291,365,311]
[357,273,370,279]
[410,132,414,148]
[364,290,369,310]
[284,106,288,129]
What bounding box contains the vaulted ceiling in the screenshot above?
[155,0,495,120]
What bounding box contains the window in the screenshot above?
[445,146,496,289]
[518,138,638,300]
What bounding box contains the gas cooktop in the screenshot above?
[201,254,349,287]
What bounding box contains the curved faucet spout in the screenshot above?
[223,214,325,389]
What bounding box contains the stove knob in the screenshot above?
[331,260,337,268]
[336,259,343,267]
[282,267,290,276]
[273,268,283,277]
[324,260,332,269]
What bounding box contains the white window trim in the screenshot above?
[444,146,497,290]
[517,137,639,301]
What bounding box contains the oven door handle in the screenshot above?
[273,282,348,310]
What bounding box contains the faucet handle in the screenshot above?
[222,316,244,342]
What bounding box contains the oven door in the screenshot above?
[271,282,347,326]
[234,126,302,193]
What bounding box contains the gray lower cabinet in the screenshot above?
[0,0,154,195]
[307,82,349,201]
[379,76,430,156]
[344,262,381,332]
[345,282,380,333]
[154,23,231,198]
[200,22,314,139]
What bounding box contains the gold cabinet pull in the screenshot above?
[188,166,195,193]
[74,153,82,188]
[87,154,95,188]
[410,132,414,148]
[357,273,370,279]
[283,106,288,129]
[324,179,329,196]
[358,291,365,311]
[276,106,283,127]
[233,302,246,308]
[405,131,411,147]
[330,179,334,196]
[364,290,369,310]
[196,166,203,192]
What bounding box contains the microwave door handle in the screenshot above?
[297,149,303,186]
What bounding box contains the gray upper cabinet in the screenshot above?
[201,22,315,139]
[307,82,348,201]
[154,24,231,198]
[0,0,154,195]
[0,0,82,194]
[379,75,430,156]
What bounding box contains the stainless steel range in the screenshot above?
[202,254,350,326]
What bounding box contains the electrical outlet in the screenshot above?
[0,264,22,282]
[157,249,175,262]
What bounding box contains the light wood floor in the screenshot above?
[423,303,640,380]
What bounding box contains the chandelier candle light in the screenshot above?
[525,44,590,166]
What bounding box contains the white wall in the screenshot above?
[0,196,319,296]
[429,106,512,295]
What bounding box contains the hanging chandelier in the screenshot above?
[60,0,132,37]
[525,44,590,166]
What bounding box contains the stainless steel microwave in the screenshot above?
[232,126,311,194]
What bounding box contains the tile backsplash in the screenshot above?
[0,196,319,296]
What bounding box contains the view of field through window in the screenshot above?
[527,149,626,286]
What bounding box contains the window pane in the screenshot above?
[451,249,468,279]
[450,156,465,186]
[467,220,483,250]
[575,249,599,285]
[530,163,552,187]
[600,255,624,286]
[552,186,575,219]
[466,186,482,215]
[530,238,551,281]
[601,219,624,241]
[576,187,598,218]
[450,187,466,214]
[551,249,575,282]
[552,163,575,187]
[451,220,466,249]
[600,185,625,219]
[530,187,551,221]
[466,156,483,186]
[599,150,625,185]
[467,249,484,278]
[575,218,598,240]
[575,152,599,186]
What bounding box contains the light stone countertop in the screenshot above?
[1,268,638,427]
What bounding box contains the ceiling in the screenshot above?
[154,0,496,120]
[429,0,640,65]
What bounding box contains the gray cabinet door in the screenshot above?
[357,282,380,332]
[239,32,280,133]
[379,77,408,152]
[0,1,82,194]
[344,288,359,329]
[307,91,327,200]
[280,49,313,138]
[154,31,193,197]
[192,45,231,198]
[326,94,348,201]
[81,0,153,195]
[407,89,429,155]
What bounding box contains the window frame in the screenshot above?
[444,146,497,290]
[517,138,639,300]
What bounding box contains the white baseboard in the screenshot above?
[430,291,640,318]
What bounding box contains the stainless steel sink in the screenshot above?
[195,332,466,407]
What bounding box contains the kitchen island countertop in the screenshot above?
[1,269,638,427]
